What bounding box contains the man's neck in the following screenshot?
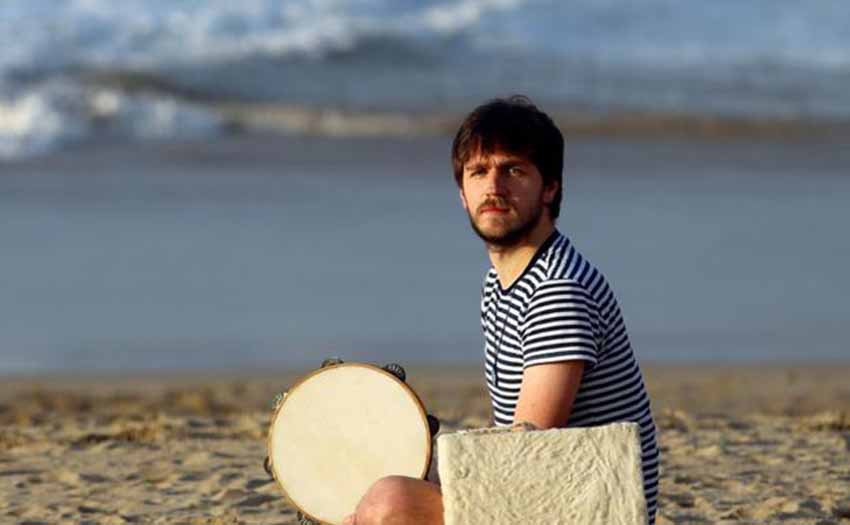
[488,221,556,290]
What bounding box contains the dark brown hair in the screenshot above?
[451,95,564,218]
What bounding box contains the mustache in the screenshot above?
[477,198,512,214]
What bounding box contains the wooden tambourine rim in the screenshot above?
[266,363,433,525]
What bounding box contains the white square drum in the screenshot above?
[266,361,438,525]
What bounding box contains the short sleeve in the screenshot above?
[520,280,600,370]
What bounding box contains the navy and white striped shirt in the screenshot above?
[481,230,659,524]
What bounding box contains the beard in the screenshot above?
[467,198,545,248]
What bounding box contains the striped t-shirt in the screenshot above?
[480,230,659,524]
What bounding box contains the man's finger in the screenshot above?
[511,421,540,432]
[343,514,355,525]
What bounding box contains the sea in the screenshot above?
[1,1,849,373]
[2,0,850,159]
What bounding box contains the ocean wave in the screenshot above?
[3,90,847,162]
[5,0,847,80]
[0,83,88,160]
[0,80,223,161]
[2,0,850,159]
[0,0,521,78]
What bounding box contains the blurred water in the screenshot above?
[2,0,850,159]
[1,136,848,373]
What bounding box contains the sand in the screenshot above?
[1,364,849,525]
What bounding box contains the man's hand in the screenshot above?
[510,421,540,432]
[513,361,585,429]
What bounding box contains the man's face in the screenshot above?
[459,148,558,247]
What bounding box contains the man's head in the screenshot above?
[452,96,564,247]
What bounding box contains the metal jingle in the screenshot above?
[320,357,345,368]
[271,391,287,409]
[382,363,406,382]
[427,414,441,437]
[263,456,273,479]
[297,510,321,525]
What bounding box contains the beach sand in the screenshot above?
[1,364,849,525]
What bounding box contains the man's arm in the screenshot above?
[513,361,585,429]
[515,279,598,429]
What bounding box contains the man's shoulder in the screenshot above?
[479,233,614,303]
[535,236,615,308]
[540,234,591,282]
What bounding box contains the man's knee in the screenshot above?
[354,476,442,525]
[358,476,411,523]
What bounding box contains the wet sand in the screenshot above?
[1,364,849,524]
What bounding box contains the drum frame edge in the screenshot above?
[266,362,434,525]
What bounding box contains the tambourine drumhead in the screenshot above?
[268,363,432,525]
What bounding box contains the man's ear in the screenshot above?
[459,187,469,211]
[543,180,559,205]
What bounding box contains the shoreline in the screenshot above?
[217,103,850,142]
[3,362,848,416]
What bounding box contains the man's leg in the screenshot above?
[343,476,443,525]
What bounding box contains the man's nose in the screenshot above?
[484,169,507,194]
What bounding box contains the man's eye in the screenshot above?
[508,166,525,176]
[469,170,485,177]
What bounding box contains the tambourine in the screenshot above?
[264,358,440,525]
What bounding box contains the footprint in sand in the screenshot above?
[78,504,106,514]
[140,465,176,485]
[236,494,277,508]
[213,488,252,502]
[195,470,245,495]
[80,473,111,483]
[245,478,273,490]
[53,468,81,485]
[217,472,241,484]
[181,451,213,467]
[179,471,209,482]
[668,493,695,509]
[742,496,801,521]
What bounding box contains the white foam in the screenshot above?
[0,82,89,160]
[0,0,530,77]
[1,0,848,82]
[421,0,524,34]
[0,80,222,160]
[89,89,222,140]
[1,0,849,159]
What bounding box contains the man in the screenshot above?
[344,96,659,525]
